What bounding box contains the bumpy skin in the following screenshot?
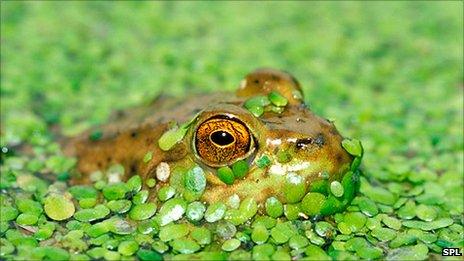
[64,68,353,204]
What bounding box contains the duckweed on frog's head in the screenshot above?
[65,68,361,215]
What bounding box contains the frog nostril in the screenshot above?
[296,134,325,149]
[314,134,325,147]
[296,138,313,149]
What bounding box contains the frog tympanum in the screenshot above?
[64,68,362,216]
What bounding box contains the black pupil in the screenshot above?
[210,131,235,146]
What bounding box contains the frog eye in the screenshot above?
[194,116,254,167]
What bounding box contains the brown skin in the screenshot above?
[64,68,352,203]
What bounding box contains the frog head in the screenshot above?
[173,69,359,208]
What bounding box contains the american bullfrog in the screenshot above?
[64,68,361,214]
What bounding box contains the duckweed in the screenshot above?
[151,240,169,254]
[398,200,416,219]
[403,218,454,231]
[289,234,309,250]
[265,197,284,218]
[16,198,43,216]
[251,224,269,245]
[383,215,402,230]
[360,179,397,205]
[136,219,155,235]
[184,166,206,192]
[244,96,270,117]
[191,227,212,245]
[133,190,149,204]
[343,212,367,232]
[276,150,292,163]
[156,198,187,226]
[118,240,139,256]
[74,204,110,222]
[283,204,300,220]
[0,239,15,256]
[222,238,241,251]
[157,186,176,201]
[205,202,227,222]
[246,95,271,107]
[305,245,330,259]
[158,122,191,151]
[272,250,292,261]
[256,155,271,168]
[386,243,429,260]
[284,172,306,203]
[389,233,417,248]
[126,175,142,192]
[315,221,335,237]
[34,227,54,241]
[143,151,153,163]
[375,227,397,242]
[239,197,258,220]
[159,224,189,242]
[107,199,132,213]
[252,243,275,259]
[170,238,201,254]
[268,91,288,107]
[302,193,326,216]
[224,209,245,225]
[246,105,264,117]
[102,183,128,200]
[79,198,97,208]
[330,181,344,197]
[146,178,156,188]
[128,203,157,220]
[341,138,363,157]
[85,222,108,238]
[1,206,19,222]
[226,194,240,209]
[231,160,249,179]
[357,196,379,217]
[217,166,235,185]
[415,204,438,221]
[1,3,462,260]
[16,213,38,225]
[44,194,75,221]
[137,249,162,261]
[186,201,206,222]
[217,221,237,239]
[270,225,291,244]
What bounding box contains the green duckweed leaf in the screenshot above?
[44,194,75,221]
[341,138,363,157]
[268,91,288,107]
[158,122,190,151]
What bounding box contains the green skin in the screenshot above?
[64,68,354,204]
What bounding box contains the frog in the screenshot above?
[64,68,360,211]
